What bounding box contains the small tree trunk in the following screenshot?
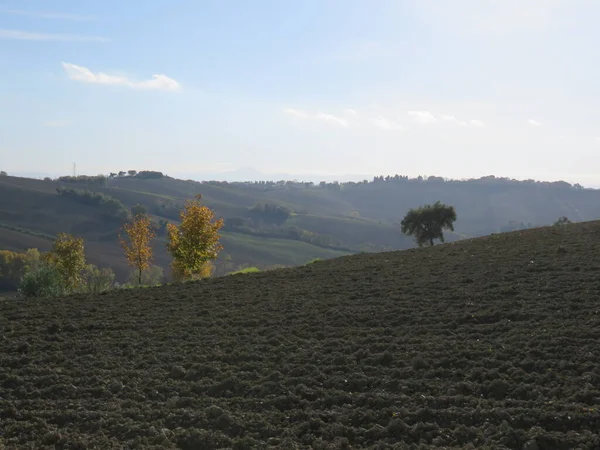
[138,267,142,286]
[429,238,434,246]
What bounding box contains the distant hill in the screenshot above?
[2,221,600,447]
[0,171,598,282]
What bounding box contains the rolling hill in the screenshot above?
[1,221,600,448]
[1,171,599,284]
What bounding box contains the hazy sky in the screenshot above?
[1,0,599,184]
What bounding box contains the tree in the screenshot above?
[119,213,156,285]
[0,171,7,176]
[0,249,40,290]
[553,216,572,226]
[400,201,457,247]
[167,195,223,280]
[127,170,137,177]
[46,234,86,290]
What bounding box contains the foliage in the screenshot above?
[0,222,55,241]
[128,265,164,286]
[227,267,260,275]
[400,201,457,247]
[154,219,169,236]
[46,233,87,290]
[554,216,572,226]
[56,187,130,219]
[0,249,41,290]
[171,259,213,282]
[135,170,164,179]
[131,204,148,216]
[81,264,115,293]
[57,175,107,186]
[18,263,67,298]
[167,195,224,280]
[120,214,156,285]
[0,170,7,176]
[248,203,291,225]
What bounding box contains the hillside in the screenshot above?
[2,222,600,448]
[1,172,600,283]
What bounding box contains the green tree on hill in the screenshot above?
[46,233,87,290]
[167,195,224,280]
[401,201,457,247]
[553,216,572,226]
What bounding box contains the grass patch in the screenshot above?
[227,267,260,275]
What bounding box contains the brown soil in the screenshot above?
[2,222,600,449]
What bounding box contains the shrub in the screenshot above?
[18,264,68,299]
[128,265,164,286]
[172,260,214,282]
[81,264,115,293]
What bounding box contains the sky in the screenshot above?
[1,0,599,185]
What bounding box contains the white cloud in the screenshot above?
[316,112,348,127]
[283,108,309,119]
[284,108,348,127]
[62,62,181,91]
[1,9,94,21]
[371,117,407,131]
[469,119,485,127]
[408,110,437,125]
[343,108,358,116]
[441,115,467,126]
[528,119,542,126]
[0,29,107,42]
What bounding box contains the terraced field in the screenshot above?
[2,222,600,448]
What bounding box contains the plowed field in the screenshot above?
[2,223,600,449]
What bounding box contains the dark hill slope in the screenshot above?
[2,222,600,448]
[0,176,355,279]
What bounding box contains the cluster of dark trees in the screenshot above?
[57,175,107,186]
[196,175,585,191]
[56,187,130,219]
[247,203,292,225]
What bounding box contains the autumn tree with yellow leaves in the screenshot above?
[120,213,156,285]
[167,195,223,281]
[46,233,86,290]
